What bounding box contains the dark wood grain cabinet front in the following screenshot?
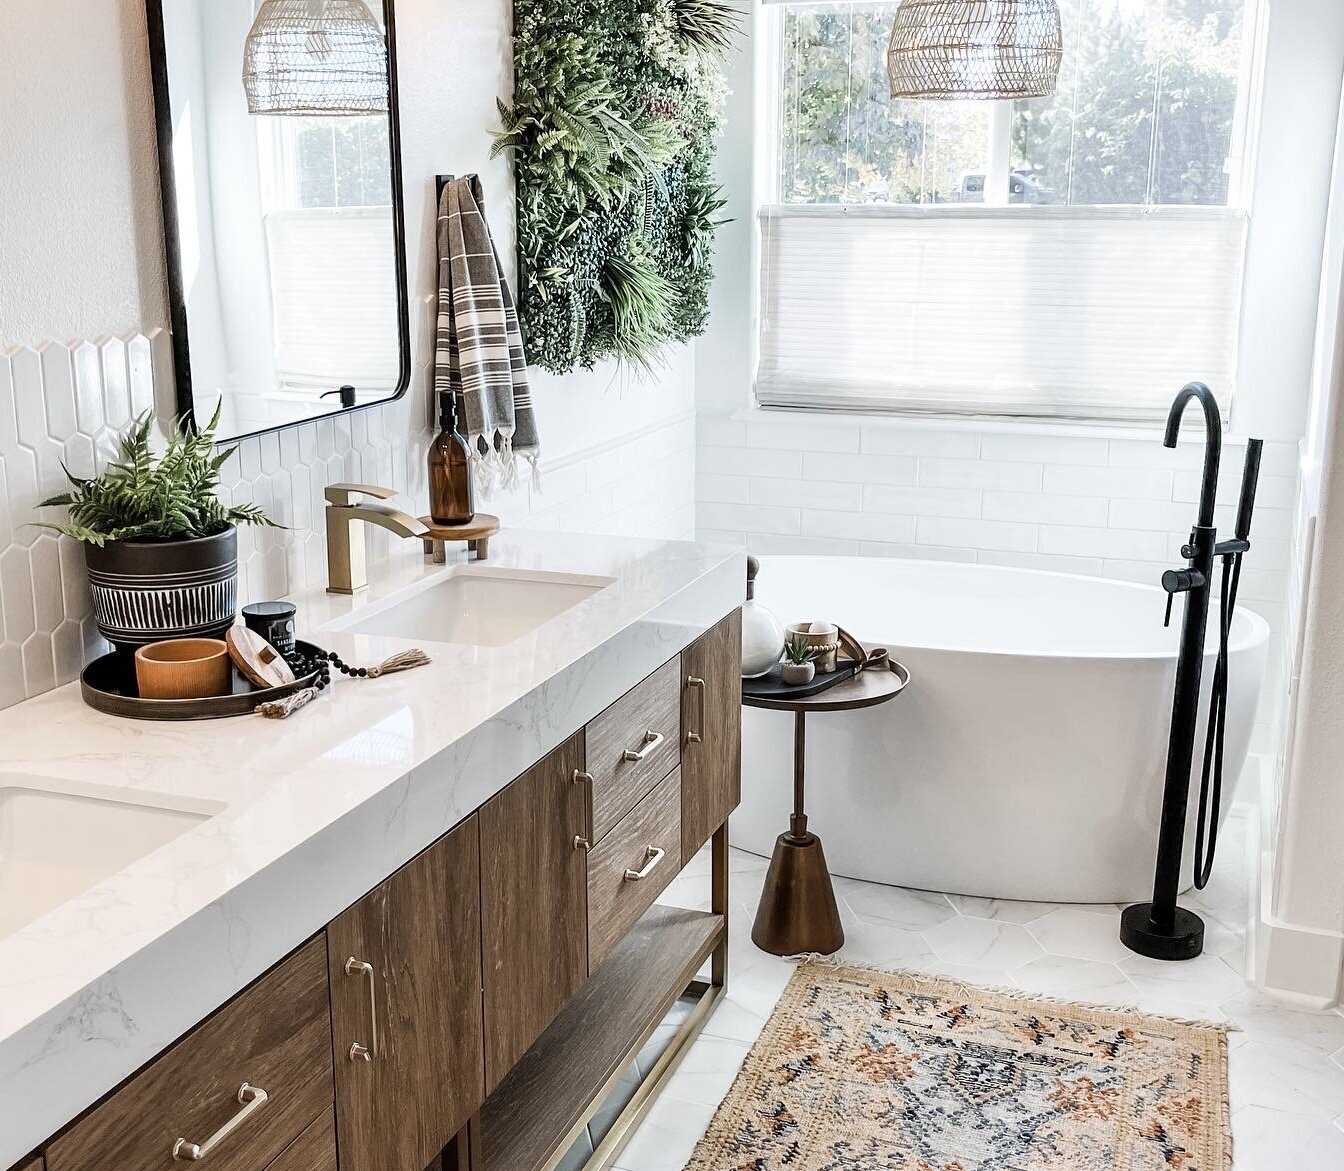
[680,609,743,865]
[46,937,333,1171]
[265,1110,337,1171]
[586,658,682,842]
[480,733,589,1091]
[587,770,682,968]
[327,815,485,1171]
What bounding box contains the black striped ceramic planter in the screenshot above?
[84,528,238,649]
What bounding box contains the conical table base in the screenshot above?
[751,831,845,957]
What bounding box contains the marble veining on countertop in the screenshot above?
[0,529,744,1166]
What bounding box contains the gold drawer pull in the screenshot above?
[345,956,378,1062]
[622,730,665,763]
[172,1083,269,1161]
[624,846,666,882]
[686,677,706,743]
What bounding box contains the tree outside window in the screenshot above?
[778,0,1250,207]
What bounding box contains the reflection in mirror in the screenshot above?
[149,0,409,443]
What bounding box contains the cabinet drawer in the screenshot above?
[587,770,682,967]
[586,658,681,843]
[47,936,333,1171]
[267,1109,336,1171]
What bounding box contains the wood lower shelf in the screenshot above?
[478,905,726,1171]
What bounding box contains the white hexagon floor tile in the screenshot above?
[923,916,1046,970]
[945,893,1062,924]
[834,877,957,932]
[1010,954,1137,1005]
[1029,906,1138,964]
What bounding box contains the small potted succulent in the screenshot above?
[781,632,816,686]
[38,405,276,649]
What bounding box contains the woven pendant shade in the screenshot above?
[887,0,1063,101]
[243,0,389,116]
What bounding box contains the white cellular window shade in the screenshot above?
[265,206,400,391]
[757,204,1248,422]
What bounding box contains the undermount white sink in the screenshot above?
[328,567,615,647]
[0,779,215,937]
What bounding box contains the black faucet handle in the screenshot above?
[1161,568,1207,628]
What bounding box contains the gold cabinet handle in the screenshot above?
[686,677,706,743]
[622,730,665,763]
[574,834,591,852]
[572,769,593,785]
[345,956,378,1062]
[623,846,666,882]
[172,1083,269,1161]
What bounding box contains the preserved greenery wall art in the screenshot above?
[494,0,741,373]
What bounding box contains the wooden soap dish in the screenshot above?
[227,627,296,689]
[418,513,500,563]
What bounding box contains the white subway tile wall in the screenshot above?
[0,333,694,711]
[696,411,1300,752]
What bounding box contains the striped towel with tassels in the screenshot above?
[436,174,540,490]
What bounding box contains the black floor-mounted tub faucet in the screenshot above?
[1120,382,1263,961]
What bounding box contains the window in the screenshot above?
[759,0,1257,421]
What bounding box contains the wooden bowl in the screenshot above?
[134,638,232,700]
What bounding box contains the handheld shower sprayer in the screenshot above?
[1119,383,1263,961]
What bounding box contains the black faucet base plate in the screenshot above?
[1119,902,1205,961]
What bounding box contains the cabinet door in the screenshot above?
[479,733,587,1090]
[328,816,485,1171]
[680,609,743,865]
[15,1159,42,1171]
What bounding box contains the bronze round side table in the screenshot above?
[745,663,910,957]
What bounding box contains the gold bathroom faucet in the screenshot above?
[324,484,429,595]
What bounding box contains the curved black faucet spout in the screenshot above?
[1164,382,1222,528]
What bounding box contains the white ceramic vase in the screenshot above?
[741,555,785,678]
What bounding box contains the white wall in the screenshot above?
[0,0,696,710]
[0,0,166,343]
[1257,68,1344,1006]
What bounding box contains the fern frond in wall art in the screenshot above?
[494,0,740,373]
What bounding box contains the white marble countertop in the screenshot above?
[0,529,744,1166]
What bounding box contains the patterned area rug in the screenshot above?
[685,962,1229,1170]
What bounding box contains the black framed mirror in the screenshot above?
[145,0,410,443]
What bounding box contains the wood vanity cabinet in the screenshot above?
[21,608,744,1171]
[680,609,743,865]
[479,733,588,1090]
[327,815,485,1171]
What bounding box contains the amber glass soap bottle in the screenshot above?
[428,390,475,525]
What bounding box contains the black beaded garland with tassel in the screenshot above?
[257,644,432,719]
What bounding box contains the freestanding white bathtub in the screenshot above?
[734,556,1269,904]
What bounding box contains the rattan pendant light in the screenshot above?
[243,0,389,116]
[887,0,1063,100]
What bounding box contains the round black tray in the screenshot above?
[81,640,324,721]
[741,659,859,702]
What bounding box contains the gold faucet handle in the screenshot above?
[325,483,398,507]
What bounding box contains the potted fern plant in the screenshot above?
[39,405,275,649]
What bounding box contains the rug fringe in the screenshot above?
[785,953,1235,1036]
